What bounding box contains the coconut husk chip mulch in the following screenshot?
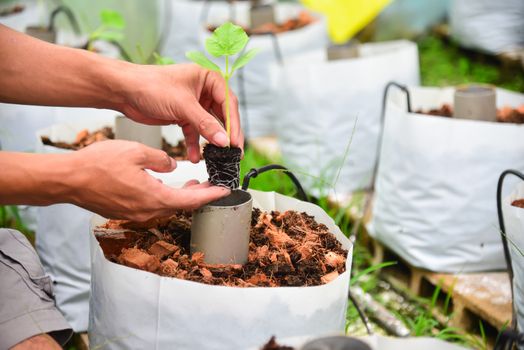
[41,126,201,160]
[416,104,524,123]
[95,208,347,287]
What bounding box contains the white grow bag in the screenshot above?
[502,181,524,333]
[89,190,352,350]
[450,0,524,55]
[368,86,524,273]
[274,40,420,197]
[35,117,207,331]
[199,2,327,138]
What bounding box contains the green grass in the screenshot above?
[418,35,524,92]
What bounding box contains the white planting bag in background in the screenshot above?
[162,0,232,62]
[503,182,524,333]
[35,117,207,331]
[89,190,352,350]
[450,0,524,55]
[369,87,524,273]
[274,41,419,197]
[200,2,327,138]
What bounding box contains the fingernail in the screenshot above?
[170,158,177,169]
[212,132,228,147]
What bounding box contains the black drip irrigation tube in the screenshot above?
[241,164,308,202]
[349,81,411,240]
[496,169,524,330]
[494,329,524,350]
[48,5,80,34]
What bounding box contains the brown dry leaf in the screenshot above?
[324,252,345,269]
[254,212,267,229]
[200,268,213,281]
[191,251,205,264]
[247,273,268,285]
[160,259,178,275]
[295,241,319,261]
[265,228,294,247]
[256,245,269,259]
[321,271,339,284]
[275,211,288,222]
[269,252,278,263]
[248,249,258,263]
[102,220,128,230]
[281,250,295,271]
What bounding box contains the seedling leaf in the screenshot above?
[205,22,248,57]
[186,51,221,72]
[153,52,175,65]
[231,48,260,72]
[100,9,125,29]
[90,30,124,43]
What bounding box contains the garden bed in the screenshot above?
[95,208,347,287]
[41,126,199,159]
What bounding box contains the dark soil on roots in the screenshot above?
[512,199,524,208]
[41,126,201,160]
[95,208,347,287]
[417,104,524,123]
[261,336,294,350]
[203,144,242,189]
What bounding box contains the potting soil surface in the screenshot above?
[417,104,524,123]
[41,127,200,160]
[95,208,347,287]
[260,336,294,350]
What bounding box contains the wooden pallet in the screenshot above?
[368,236,512,332]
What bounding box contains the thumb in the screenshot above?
[136,145,177,173]
[187,100,229,147]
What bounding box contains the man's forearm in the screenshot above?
[0,152,78,206]
[0,24,131,110]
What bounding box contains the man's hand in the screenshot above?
[69,140,230,221]
[0,141,230,221]
[0,26,244,163]
[114,64,243,163]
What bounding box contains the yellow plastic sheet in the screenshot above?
[302,0,391,44]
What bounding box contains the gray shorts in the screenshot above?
[0,229,72,349]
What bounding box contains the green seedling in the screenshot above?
[87,9,125,52]
[186,22,259,145]
[153,52,175,65]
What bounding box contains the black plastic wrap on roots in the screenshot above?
[203,144,242,189]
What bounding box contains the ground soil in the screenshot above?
[203,144,242,189]
[512,199,524,208]
[41,126,200,160]
[417,104,524,123]
[95,208,347,287]
[260,336,294,350]
[208,11,315,35]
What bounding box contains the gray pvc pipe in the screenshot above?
[191,190,253,265]
[453,84,497,122]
